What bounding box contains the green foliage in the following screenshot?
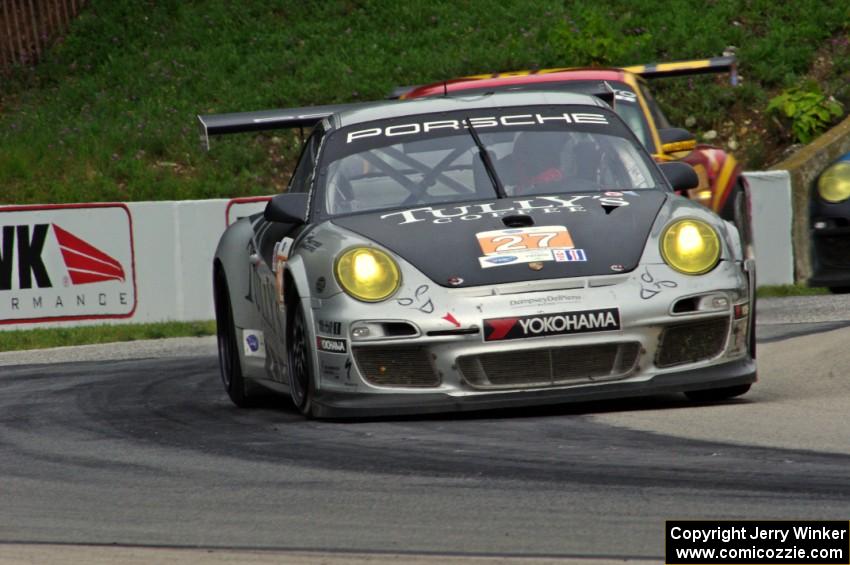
[767,84,844,144]
[0,320,216,352]
[756,284,828,298]
[0,0,849,204]
[546,10,652,66]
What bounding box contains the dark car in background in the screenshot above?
[809,151,850,292]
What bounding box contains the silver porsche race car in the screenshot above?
[201,90,756,418]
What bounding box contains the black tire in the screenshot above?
[828,286,850,294]
[685,384,751,402]
[287,300,315,417]
[729,181,754,260]
[214,269,257,408]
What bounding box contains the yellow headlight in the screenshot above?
[817,161,850,203]
[335,247,400,302]
[660,219,721,275]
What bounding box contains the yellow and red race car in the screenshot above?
[392,56,751,253]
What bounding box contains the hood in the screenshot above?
[331,191,667,288]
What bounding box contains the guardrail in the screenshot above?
[1,0,87,73]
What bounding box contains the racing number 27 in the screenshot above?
[477,226,574,255]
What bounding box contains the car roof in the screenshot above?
[332,90,609,129]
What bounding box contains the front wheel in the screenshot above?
[287,301,315,417]
[685,384,751,402]
[724,179,754,260]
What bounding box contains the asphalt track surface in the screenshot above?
[2,295,850,564]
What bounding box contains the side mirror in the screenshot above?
[659,161,699,191]
[658,127,697,153]
[264,193,308,224]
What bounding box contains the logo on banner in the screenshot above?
[0,204,136,325]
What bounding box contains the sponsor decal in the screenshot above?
[273,237,294,304]
[380,194,629,225]
[317,335,348,354]
[315,276,327,293]
[442,312,460,328]
[483,308,620,341]
[320,358,344,380]
[553,248,587,262]
[481,255,518,267]
[478,249,558,269]
[317,319,342,336]
[613,89,638,102]
[509,293,581,309]
[0,204,136,325]
[528,261,544,271]
[300,235,323,252]
[396,284,434,314]
[243,329,265,357]
[610,264,625,272]
[476,225,573,255]
[639,267,678,300]
[346,112,610,143]
[344,358,355,382]
[447,276,464,286]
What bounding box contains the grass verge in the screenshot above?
[0,320,215,353]
[756,284,829,298]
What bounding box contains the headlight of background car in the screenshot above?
[660,219,721,275]
[817,161,850,203]
[335,247,401,302]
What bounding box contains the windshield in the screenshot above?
[318,105,660,217]
[612,88,654,150]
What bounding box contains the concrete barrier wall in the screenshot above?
[743,170,794,286]
[0,177,794,331]
[0,198,268,331]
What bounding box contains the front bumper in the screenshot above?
[313,357,756,418]
[809,206,850,288]
[305,259,754,418]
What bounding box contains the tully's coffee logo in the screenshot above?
[1,205,136,325]
[484,308,620,341]
[317,336,347,354]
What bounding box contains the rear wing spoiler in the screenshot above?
[622,54,737,83]
[388,81,617,108]
[197,101,370,150]
[388,54,738,100]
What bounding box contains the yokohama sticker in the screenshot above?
[0,204,137,325]
[317,336,348,354]
[483,308,620,341]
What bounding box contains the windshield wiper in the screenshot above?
[464,117,506,198]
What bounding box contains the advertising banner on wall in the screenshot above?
[0,204,137,325]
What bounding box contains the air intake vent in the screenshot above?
[458,342,640,389]
[353,346,439,388]
[656,318,729,368]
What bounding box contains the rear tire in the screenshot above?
[214,269,258,408]
[828,286,850,294]
[287,300,315,417]
[685,384,751,402]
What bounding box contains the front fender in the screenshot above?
[214,217,264,334]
